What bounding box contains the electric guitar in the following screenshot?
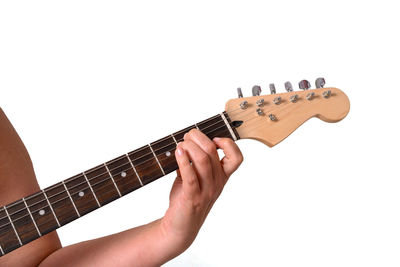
[0,78,350,257]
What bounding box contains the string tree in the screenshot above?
[268,114,277,121]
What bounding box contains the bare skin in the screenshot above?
[0,108,62,266]
[0,109,243,266]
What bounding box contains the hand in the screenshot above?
[38,130,243,267]
[159,129,243,253]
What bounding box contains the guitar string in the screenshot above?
[0,117,228,224]
[0,101,281,226]
[0,98,289,225]
[0,120,235,232]
[0,118,238,228]
[2,112,226,211]
[0,95,300,228]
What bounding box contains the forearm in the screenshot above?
[39,219,182,267]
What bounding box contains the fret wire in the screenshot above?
[0,116,234,227]
[220,112,238,141]
[171,134,178,145]
[194,123,200,130]
[61,181,81,217]
[83,172,101,207]
[0,118,229,224]
[0,245,4,255]
[31,115,224,201]
[3,206,22,246]
[42,189,61,227]
[104,163,122,197]
[4,114,225,210]
[148,144,165,175]
[126,154,143,186]
[22,197,41,237]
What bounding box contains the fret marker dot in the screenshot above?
[39,210,45,216]
[78,191,84,197]
[166,151,171,157]
[121,171,127,177]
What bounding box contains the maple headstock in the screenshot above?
[225,80,350,147]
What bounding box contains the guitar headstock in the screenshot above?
[226,78,350,147]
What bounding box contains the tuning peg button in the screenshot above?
[284,82,293,92]
[315,77,326,88]
[252,85,262,96]
[299,80,311,90]
[269,83,276,94]
[237,87,243,98]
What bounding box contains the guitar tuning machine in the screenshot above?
[306,92,315,100]
[240,101,248,109]
[269,83,276,94]
[315,77,326,88]
[290,94,299,103]
[237,87,243,98]
[252,85,262,96]
[323,90,331,98]
[273,96,281,105]
[284,81,293,92]
[299,80,311,90]
[256,98,265,107]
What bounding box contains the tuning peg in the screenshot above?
[315,77,326,88]
[252,85,262,96]
[284,81,293,92]
[299,80,311,90]
[237,87,243,98]
[269,83,276,94]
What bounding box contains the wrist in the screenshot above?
[158,217,192,256]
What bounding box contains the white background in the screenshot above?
[1,1,399,266]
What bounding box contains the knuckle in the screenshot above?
[187,129,198,137]
[186,175,197,185]
[197,154,210,166]
[222,138,234,146]
[237,152,244,164]
[204,143,216,154]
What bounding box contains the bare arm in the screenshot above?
[0,108,62,267]
[39,129,243,266]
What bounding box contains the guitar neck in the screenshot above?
[0,112,239,256]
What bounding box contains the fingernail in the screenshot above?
[176,146,183,156]
[213,137,221,142]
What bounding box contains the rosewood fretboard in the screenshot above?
[0,112,239,256]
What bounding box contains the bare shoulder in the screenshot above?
[0,108,61,266]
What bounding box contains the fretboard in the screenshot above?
[0,112,239,256]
